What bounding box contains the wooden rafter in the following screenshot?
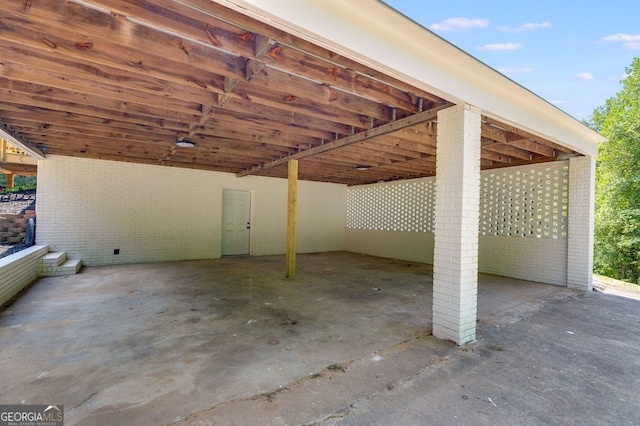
[238,105,449,177]
[0,0,582,186]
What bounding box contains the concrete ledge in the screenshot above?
[0,245,49,307]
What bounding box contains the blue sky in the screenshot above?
[382,0,640,121]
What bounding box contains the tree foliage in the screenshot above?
[591,57,640,283]
[0,175,36,193]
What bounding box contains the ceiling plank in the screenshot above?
[82,0,437,112]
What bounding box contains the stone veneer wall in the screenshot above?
[0,210,35,244]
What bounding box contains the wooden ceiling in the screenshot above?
[0,0,578,185]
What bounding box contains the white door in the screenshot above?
[221,189,251,256]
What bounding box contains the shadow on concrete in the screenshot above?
[0,252,606,425]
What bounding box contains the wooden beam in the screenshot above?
[286,159,298,278]
[5,174,14,189]
[0,121,45,160]
[238,104,449,177]
[219,77,239,106]
[483,116,573,154]
[245,59,266,81]
[0,163,37,176]
[5,153,38,166]
[254,34,273,58]
[481,138,532,160]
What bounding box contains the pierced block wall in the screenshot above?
[36,156,346,266]
[345,179,435,263]
[346,161,571,285]
[478,163,569,285]
[480,165,569,238]
[347,179,435,232]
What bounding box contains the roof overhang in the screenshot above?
[217,0,605,156]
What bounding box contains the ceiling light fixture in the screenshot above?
[175,137,196,148]
[355,165,370,171]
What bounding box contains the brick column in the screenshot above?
[432,103,481,345]
[567,156,595,291]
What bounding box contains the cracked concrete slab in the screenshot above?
[320,292,640,426]
[0,252,592,425]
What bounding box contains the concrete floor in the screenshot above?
[0,252,574,425]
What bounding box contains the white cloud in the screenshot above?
[478,42,523,51]
[430,17,489,32]
[575,72,594,81]
[609,73,629,82]
[499,22,551,33]
[498,66,534,74]
[603,33,640,50]
[550,99,567,105]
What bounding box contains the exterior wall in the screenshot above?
[478,236,567,285]
[36,156,345,266]
[0,245,48,306]
[345,229,434,263]
[345,177,434,263]
[346,161,571,286]
[478,161,570,286]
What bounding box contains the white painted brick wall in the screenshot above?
[345,229,434,263]
[432,104,481,345]
[478,236,567,285]
[346,162,571,286]
[36,156,346,266]
[567,156,595,291]
[0,245,49,306]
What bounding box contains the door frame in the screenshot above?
[221,188,254,256]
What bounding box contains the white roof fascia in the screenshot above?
[0,129,46,160]
[213,0,605,156]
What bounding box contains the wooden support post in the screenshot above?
[5,173,14,189]
[286,159,298,278]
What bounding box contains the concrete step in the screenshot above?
[38,258,82,277]
[38,251,82,277]
[40,252,67,267]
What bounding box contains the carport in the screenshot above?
[0,0,603,349]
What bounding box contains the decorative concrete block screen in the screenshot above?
[480,164,569,238]
[347,162,569,239]
[347,180,436,232]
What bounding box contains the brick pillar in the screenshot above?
[567,156,595,291]
[432,104,481,345]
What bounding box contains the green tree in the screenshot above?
[591,57,640,283]
[0,175,37,192]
